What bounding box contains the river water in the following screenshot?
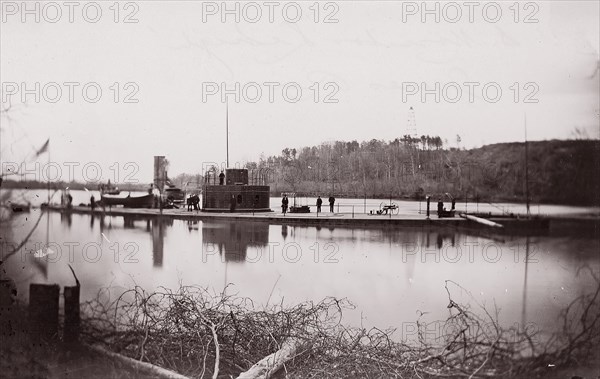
[1,189,599,344]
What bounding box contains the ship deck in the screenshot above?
[42,205,599,235]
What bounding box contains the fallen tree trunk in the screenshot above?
[236,337,306,379]
[87,344,190,379]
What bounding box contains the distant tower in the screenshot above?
[405,107,418,176]
[406,106,417,138]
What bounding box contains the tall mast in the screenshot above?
[226,100,229,168]
[47,146,50,205]
[524,113,530,217]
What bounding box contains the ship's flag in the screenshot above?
[35,138,49,157]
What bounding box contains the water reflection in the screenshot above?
[88,214,172,268]
[187,220,199,232]
[123,216,135,229]
[151,219,167,267]
[2,211,598,337]
[436,233,455,249]
[521,236,530,327]
[203,221,269,262]
[61,211,72,228]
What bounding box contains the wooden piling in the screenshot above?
[63,285,80,344]
[29,283,60,341]
[0,278,18,338]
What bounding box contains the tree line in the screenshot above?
[242,138,600,205]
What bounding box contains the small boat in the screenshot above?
[100,193,154,208]
[10,202,31,213]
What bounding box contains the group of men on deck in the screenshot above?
[281,194,335,214]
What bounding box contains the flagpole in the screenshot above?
[226,100,229,168]
[45,139,50,278]
[47,142,50,205]
[524,114,530,217]
[44,180,50,279]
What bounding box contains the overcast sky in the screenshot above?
[1,1,598,183]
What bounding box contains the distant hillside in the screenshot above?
[250,139,600,206]
[2,140,598,206]
[457,140,599,205]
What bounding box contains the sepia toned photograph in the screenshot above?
[1,1,599,378]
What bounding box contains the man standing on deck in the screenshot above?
[90,195,96,212]
[328,195,335,212]
[219,171,225,185]
[282,194,288,214]
[316,196,322,213]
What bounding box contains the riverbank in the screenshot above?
[3,279,599,379]
[0,303,172,378]
[80,279,600,379]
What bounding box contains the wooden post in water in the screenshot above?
[64,264,81,345]
[29,284,60,341]
[63,285,80,344]
[0,277,17,338]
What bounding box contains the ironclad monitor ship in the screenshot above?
[201,102,271,212]
[202,168,271,212]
